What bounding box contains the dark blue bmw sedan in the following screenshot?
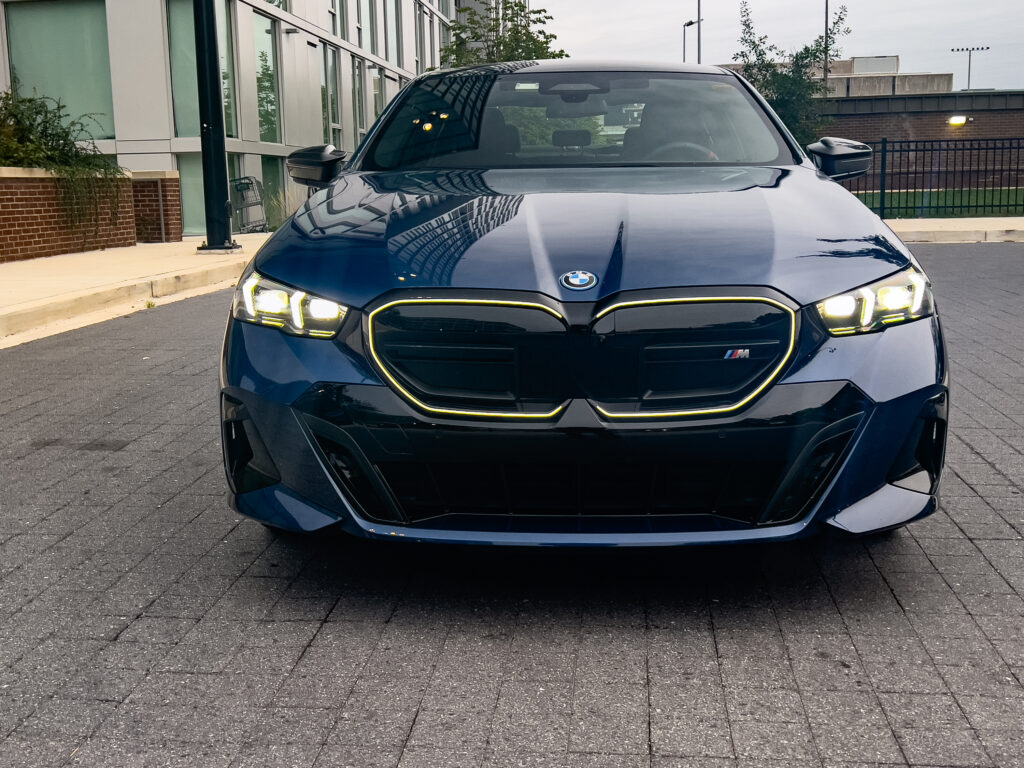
[220,61,947,545]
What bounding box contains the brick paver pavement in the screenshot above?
[1,243,1022,768]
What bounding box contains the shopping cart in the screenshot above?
[229,176,269,234]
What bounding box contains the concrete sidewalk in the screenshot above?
[0,234,268,348]
[886,216,1024,243]
[0,217,1021,348]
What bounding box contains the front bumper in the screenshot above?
[220,310,947,546]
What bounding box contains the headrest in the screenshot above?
[552,129,592,148]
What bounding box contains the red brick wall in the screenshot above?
[131,178,183,243]
[824,110,1024,143]
[0,176,136,263]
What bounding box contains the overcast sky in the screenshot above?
[541,0,1021,92]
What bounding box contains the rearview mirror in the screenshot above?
[806,137,872,181]
[545,98,609,119]
[286,145,347,187]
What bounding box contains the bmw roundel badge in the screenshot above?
[560,270,598,291]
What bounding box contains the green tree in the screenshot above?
[440,1,567,68]
[732,0,849,146]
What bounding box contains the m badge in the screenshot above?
[724,349,750,359]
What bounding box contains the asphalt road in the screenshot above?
[1,243,1022,768]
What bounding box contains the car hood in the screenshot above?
[254,165,912,308]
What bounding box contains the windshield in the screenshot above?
[361,70,793,171]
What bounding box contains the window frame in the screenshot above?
[322,44,343,147]
[351,54,367,146]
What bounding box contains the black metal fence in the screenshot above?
[840,138,1024,218]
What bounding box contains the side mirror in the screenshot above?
[285,145,347,187]
[806,137,872,181]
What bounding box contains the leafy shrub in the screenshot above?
[0,85,125,228]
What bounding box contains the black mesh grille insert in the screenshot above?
[377,456,797,526]
[297,382,867,533]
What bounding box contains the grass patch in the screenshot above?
[853,187,1024,218]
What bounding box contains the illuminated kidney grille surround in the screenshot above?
[366,296,796,420]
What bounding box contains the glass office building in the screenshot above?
[1,0,456,233]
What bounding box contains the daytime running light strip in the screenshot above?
[592,296,797,419]
[370,296,795,421]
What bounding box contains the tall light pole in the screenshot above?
[697,0,702,64]
[951,46,989,91]
[193,0,237,251]
[683,19,697,63]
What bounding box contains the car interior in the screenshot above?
[366,72,789,170]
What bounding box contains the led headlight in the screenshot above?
[232,271,348,338]
[816,266,934,336]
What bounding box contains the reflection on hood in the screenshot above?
[805,235,908,268]
[291,166,784,243]
[290,171,526,285]
[257,165,912,308]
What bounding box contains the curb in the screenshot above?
[896,230,1024,243]
[0,259,248,338]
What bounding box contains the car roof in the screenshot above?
[432,59,734,77]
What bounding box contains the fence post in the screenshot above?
[878,137,888,220]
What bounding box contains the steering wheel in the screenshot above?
[644,141,718,162]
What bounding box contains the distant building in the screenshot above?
[824,56,954,98]
[723,54,1024,143]
[722,56,955,98]
[456,0,527,25]
[819,57,1022,142]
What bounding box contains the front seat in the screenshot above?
[461,108,518,164]
[623,100,715,160]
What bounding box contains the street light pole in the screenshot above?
[951,46,989,91]
[696,0,702,64]
[193,0,238,252]
[683,19,697,63]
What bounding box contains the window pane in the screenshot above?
[167,0,236,138]
[321,47,330,143]
[263,0,288,9]
[359,0,377,55]
[352,56,366,144]
[415,7,425,74]
[365,72,790,171]
[228,153,244,232]
[253,15,281,143]
[372,67,384,118]
[338,0,349,40]
[217,1,238,137]
[6,0,115,139]
[328,48,341,142]
[261,155,286,229]
[385,0,402,67]
[167,0,199,136]
[428,15,435,69]
[177,153,206,236]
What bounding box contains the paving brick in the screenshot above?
[2,246,1024,764]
